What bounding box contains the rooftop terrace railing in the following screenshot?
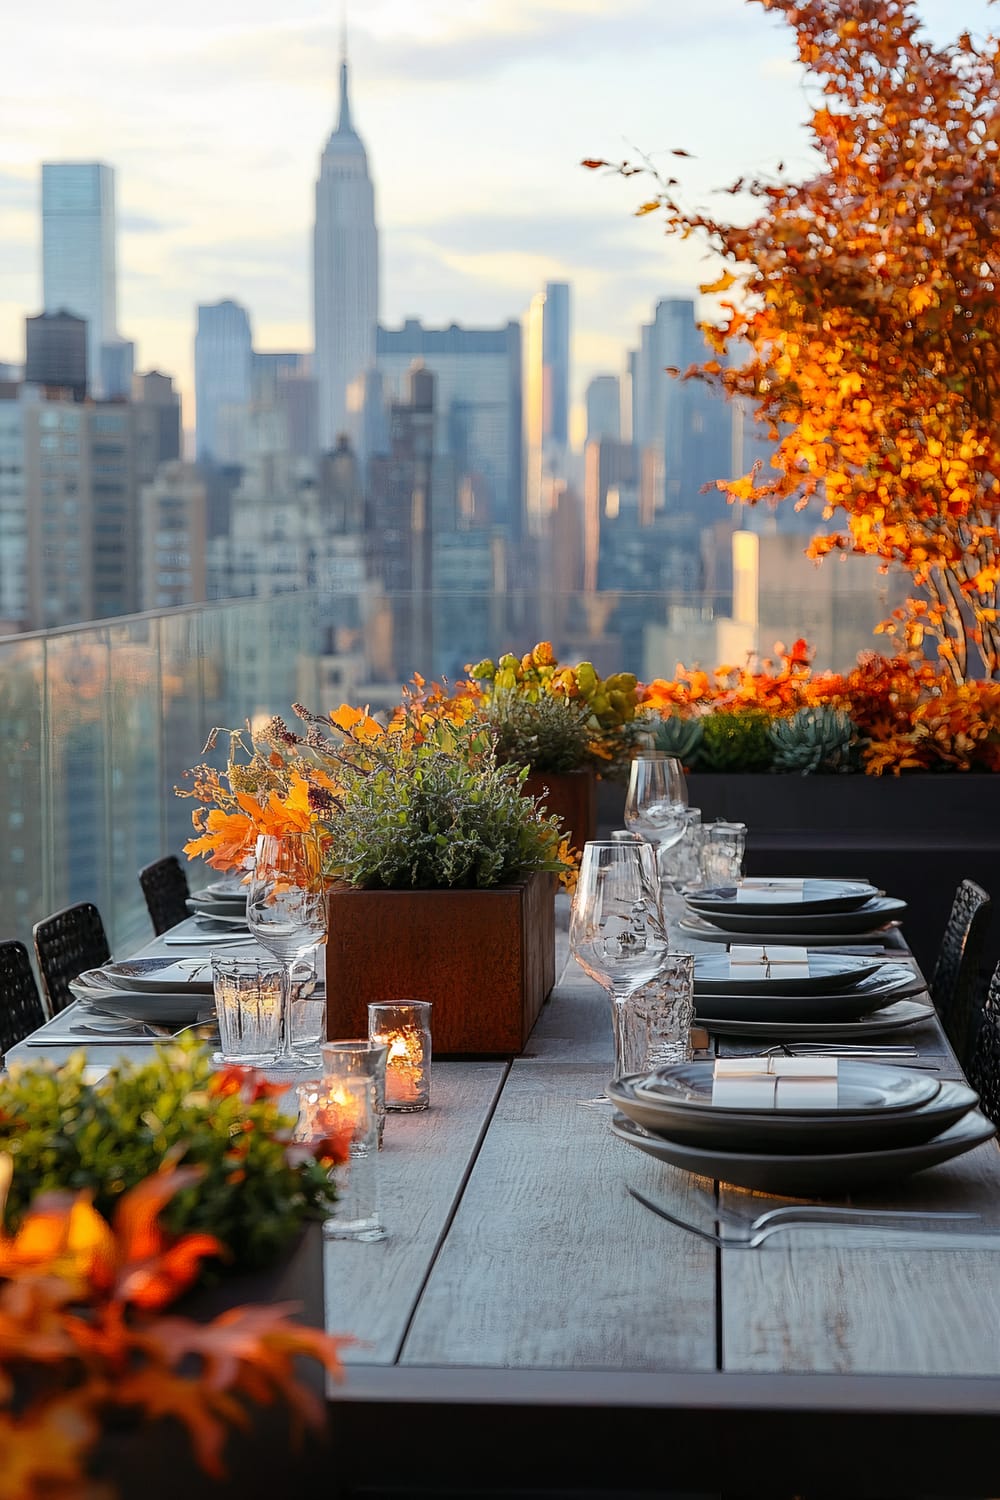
[0,583,902,968]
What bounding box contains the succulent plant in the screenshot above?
[699,710,774,772]
[483,688,594,773]
[769,705,860,774]
[649,712,704,768]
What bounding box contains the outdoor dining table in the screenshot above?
[8,900,1000,1499]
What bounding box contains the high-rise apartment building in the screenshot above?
[22,400,139,628]
[524,281,571,533]
[41,163,118,398]
[194,300,252,464]
[0,389,27,632]
[24,311,87,401]
[585,375,621,445]
[312,50,378,453]
[376,319,523,538]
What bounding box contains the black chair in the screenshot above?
[0,940,46,1058]
[32,901,111,1018]
[929,878,992,1073]
[968,960,1000,1127]
[139,854,191,935]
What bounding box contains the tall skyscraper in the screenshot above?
[41,163,118,398]
[312,46,378,453]
[377,319,523,538]
[524,281,571,532]
[194,300,252,464]
[585,375,621,445]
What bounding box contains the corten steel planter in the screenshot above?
[597,771,1000,976]
[522,767,598,854]
[325,871,557,1056]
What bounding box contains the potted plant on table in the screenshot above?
[448,640,644,853]
[180,702,572,1056]
[0,1046,354,1497]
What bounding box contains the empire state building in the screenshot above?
[312,50,378,452]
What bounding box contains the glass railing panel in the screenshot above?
[0,573,929,980]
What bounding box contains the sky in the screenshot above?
[2,0,996,440]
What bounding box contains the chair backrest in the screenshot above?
[32,901,111,1017]
[930,878,992,1072]
[139,854,191,936]
[968,960,1000,1126]
[0,939,46,1057]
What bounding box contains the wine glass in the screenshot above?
[246,831,327,1073]
[623,753,690,898]
[569,840,669,1092]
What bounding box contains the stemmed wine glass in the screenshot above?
[623,753,689,891]
[246,830,327,1073]
[569,840,669,1092]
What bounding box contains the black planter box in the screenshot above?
[598,772,1000,977]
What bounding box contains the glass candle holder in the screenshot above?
[297,1075,385,1242]
[211,955,283,1064]
[368,1000,432,1112]
[321,1038,389,1148]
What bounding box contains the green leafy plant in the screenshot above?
[483,688,595,774]
[0,1041,338,1272]
[770,706,860,775]
[699,710,774,772]
[649,712,704,769]
[316,715,569,890]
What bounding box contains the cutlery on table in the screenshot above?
[627,1186,981,1249]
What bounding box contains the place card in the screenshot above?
[728,944,810,979]
[735,877,805,903]
[712,1055,838,1109]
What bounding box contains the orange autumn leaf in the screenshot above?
[598,0,1000,682]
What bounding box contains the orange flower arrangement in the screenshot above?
[0,1155,351,1495]
[638,640,1000,776]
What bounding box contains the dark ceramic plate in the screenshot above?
[693,952,879,996]
[699,997,935,1041]
[687,879,880,916]
[609,1107,995,1194]
[681,896,907,936]
[609,1075,981,1156]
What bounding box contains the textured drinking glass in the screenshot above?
[290,951,324,1060]
[618,951,695,1075]
[700,821,748,886]
[623,754,689,878]
[368,1001,432,1111]
[212,955,283,1064]
[659,807,703,889]
[569,840,669,1080]
[246,831,327,1073]
[321,1038,389,1148]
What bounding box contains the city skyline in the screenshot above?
[3,0,994,435]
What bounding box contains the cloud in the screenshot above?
[120,211,175,234]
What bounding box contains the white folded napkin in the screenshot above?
[712,1055,839,1109]
[735,877,805,904]
[728,944,810,979]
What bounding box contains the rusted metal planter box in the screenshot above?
[325,871,557,1056]
[522,767,598,855]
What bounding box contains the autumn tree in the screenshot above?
[587,0,1000,682]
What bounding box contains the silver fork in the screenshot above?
[627,1186,980,1249]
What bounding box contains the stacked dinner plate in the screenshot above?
[691,946,935,1042]
[679,876,907,946]
[186,877,251,929]
[69,955,216,1026]
[608,1060,995,1194]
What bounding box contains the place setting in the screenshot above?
[691,942,934,1039]
[608,1054,997,1197]
[677,875,908,946]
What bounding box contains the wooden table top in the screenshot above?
[10,900,1000,1497]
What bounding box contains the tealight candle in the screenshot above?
[367,1000,432,1112]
